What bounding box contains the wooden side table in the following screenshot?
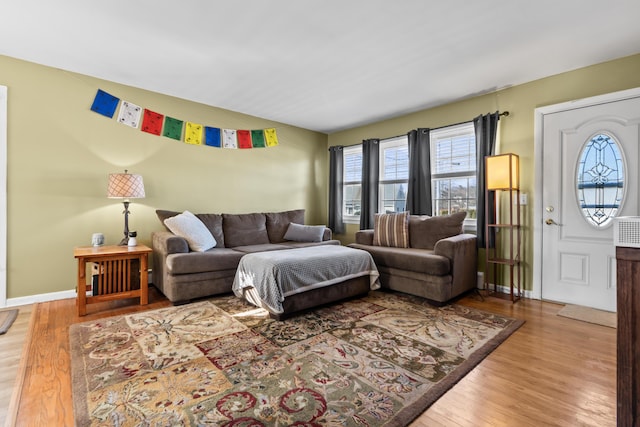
[74,244,152,316]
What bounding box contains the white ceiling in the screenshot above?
[2,1,640,134]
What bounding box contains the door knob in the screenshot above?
[545,218,558,225]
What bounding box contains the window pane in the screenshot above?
[434,199,450,216]
[380,182,407,213]
[432,177,476,218]
[343,184,361,216]
[576,133,624,228]
[382,146,409,180]
[344,152,362,182]
[433,133,475,174]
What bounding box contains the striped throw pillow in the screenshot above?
[373,211,409,248]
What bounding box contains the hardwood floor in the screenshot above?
[2,288,616,427]
[0,306,32,427]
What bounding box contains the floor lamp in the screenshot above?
[485,153,521,302]
[107,170,146,245]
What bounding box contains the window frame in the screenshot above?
[429,122,477,232]
[378,136,409,214]
[342,144,362,225]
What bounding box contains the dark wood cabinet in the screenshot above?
[615,246,640,427]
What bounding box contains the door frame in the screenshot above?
[0,85,6,307]
[533,86,640,300]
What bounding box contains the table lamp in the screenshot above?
[107,170,145,245]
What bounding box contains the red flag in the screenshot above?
[141,109,164,135]
[237,130,252,149]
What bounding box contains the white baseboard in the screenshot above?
[477,282,535,299]
[4,269,154,308]
[5,289,76,308]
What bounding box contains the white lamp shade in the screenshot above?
[107,172,145,199]
[486,153,519,190]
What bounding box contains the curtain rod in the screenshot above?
[328,111,509,150]
[388,110,510,140]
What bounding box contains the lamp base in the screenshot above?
[118,236,129,246]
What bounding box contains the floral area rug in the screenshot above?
[69,291,524,426]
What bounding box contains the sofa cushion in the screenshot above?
[265,209,305,243]
[222,213,269,247]
[196,213,225,248]
[284,223,325,242]
[409,211,467,249]
[232,243,294,253]
[349,243,450,276]
[283,240,341,248]
[163,211,217,252]
[156,209,180,227]
[373,211,409,248]
[156,210,225,247]
[166,248,244,274]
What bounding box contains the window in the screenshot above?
[576,132,624,228]
[379,136,409,213]
[341,123,477,229]
[343,145,362,223]
[430,122,477,230]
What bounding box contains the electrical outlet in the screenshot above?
[519,193,528,205]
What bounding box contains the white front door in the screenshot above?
[536,89,640,312]
[0,85,6,308]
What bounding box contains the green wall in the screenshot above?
[4,53,640,300]
[1,55,328,300]
[328,53,640,292]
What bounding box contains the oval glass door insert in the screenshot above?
[576,133,625,227]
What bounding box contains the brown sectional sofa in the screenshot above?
[348,212,477,304]
[151,209,339,304]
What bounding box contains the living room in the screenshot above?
[1,2,640,426]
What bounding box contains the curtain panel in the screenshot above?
[406,128,432,215]
[475,112,500,248]
[360,138,380,230]
[328,146,345,234]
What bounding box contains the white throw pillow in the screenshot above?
[283,223,325,242]
[164,210,217,252]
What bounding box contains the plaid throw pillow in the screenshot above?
[373,211,409,248]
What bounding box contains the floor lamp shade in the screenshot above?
[486,153,519,190]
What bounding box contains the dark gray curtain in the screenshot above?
[406,128,432,215]
[328,146,345,234]
[360,138,380,229]
[475,112,500,248]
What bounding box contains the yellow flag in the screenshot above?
[185,122,203,145]
[264,128,279,147]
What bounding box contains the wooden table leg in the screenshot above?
[77,257,86,316]
[139,253,148,306]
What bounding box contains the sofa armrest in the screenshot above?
[355,229,374,245]
[322,227,333,241]
[433,233,476,259]
[152,230,189,255]
[434,233,478,296]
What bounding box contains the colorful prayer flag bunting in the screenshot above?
[141,109,164,135]
[185,122,203,145]
[90,89,119,118]
[117,101,142,128]
[89,89,281,150]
